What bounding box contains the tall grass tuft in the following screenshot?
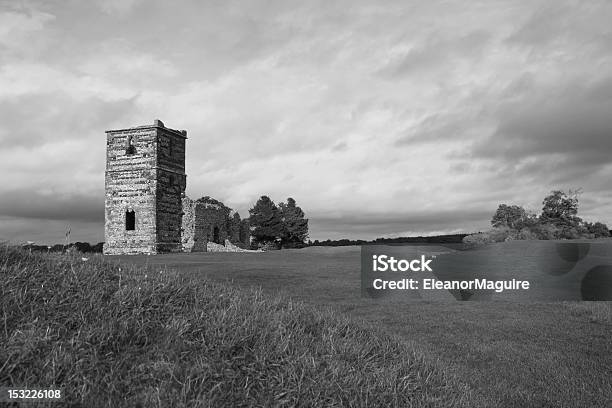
[1,245,476,407]
[564,301,612,324]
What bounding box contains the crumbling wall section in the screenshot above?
[181,196,251,252]
[239,219,251,248]
[229,212,241,243]
[181,196,196,252]
[195,197,231,246]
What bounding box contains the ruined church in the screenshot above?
[103,120,250,255]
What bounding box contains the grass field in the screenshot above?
[1,245,479,407]
[113,244,612,407]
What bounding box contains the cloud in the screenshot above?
[470,77,612,174]
[0,189,103,222]
[97,0,143,16]
[0,93,138,147]
[0,216,102,245]
[331,141,348,152]
[0,7,55,54]
[506,0,612,51]
[381,30,491,78]
[309,208,492,240]
[1,0,611,243]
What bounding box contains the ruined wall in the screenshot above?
[182,196,208,252]
[181,196,250,252]
[181,196,196,252]
[104,120,186,255]
[239,219,251,248]
[229,212,241,243]
[196,197,231,248]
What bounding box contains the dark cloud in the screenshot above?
[0,216,103,245]
[395,112,476,146]
[0,189,103,222]
[471,78,612,169]
[506,1,612,51]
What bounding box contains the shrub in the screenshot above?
[585,221,610,238]
[517,227,539,240]
[483,190,610,242]
[462,227,513,247]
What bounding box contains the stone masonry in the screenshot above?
[181,196,250,252]
[103,119,187,255]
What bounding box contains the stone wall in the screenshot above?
[181,196,250,252]
[181,196,196,252]
[155,128,187,252]
[239,219,250,248]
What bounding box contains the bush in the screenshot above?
[517,227,539,240]
[585,222,610,238]
[462,233,491,247]
[531,223,562,240]
[484,190,610,242]
[462,227,513,247]
[464,220,610,245]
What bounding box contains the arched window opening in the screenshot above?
[126,135,137,155]
[126,210,136,230]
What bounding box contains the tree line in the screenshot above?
[464,189,610,245]
[307,234,469,247]
[248,196,309,249]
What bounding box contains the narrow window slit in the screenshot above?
[126,210,136,230]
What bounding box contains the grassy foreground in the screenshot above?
[115,246,612,407]
[0,246,477,407]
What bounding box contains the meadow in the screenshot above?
[114,243,612,407]
[1,245,475,407]
[2,243,610,407]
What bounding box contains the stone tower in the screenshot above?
[103,119,187,255]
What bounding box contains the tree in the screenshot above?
[491,204,535,230]
[248,196,283,246]
[467,188,610,244]
[540,190,581,225]
[229,212,242,243]
[585,221,610,238]
[539,190,585,239]
[279,197,309,248]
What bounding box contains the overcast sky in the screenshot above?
[1,0,611,244]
